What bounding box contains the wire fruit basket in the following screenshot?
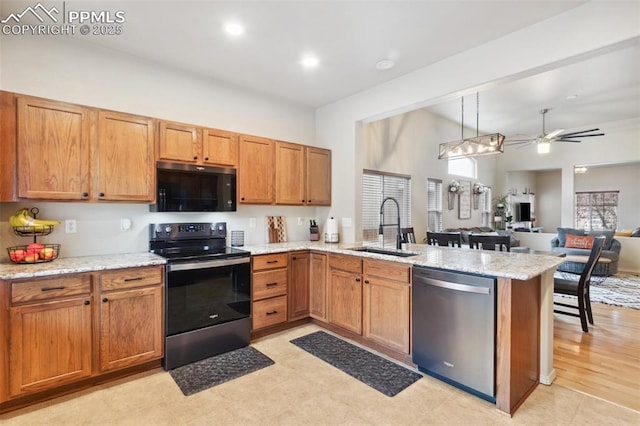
[7,244,61,264]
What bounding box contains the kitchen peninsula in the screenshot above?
[244,241,565,416]
[0,244,564,416]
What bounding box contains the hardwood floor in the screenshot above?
[553,298,640,412]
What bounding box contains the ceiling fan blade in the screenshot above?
[555,139,582,143]
[546,129,564,139]
[505,141,533,146]
[505,139,534,142]
[560,133,605,138]
[560,128,601,137]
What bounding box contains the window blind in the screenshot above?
[427,178,443,232]
[575,190,619,230]
[362,170,411,244]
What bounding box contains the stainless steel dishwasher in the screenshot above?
[412,266,496,402]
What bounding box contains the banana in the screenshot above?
[9,208,61,230]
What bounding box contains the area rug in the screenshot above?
[290,331,421,397]
[169,346,274,396]
[554,272,640,310]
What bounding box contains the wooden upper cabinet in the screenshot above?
[306,147,331,206]
[16,96,91,200]
[275,141,306,205]
[238,135,274,204]
[203,128,237,167]
[94,111,155,201]
[158,121,200,163]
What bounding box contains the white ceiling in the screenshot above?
[49,0,586,108]
[3,1,637,139]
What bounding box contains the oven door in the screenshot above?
[164,256,251,369]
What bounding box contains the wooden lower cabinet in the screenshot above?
[288,252,310,320]
[1,266,164,407]
[252,253,288,331]
[9,281,93,398]
[363,260,411,354]
[309,252,327,321]
[328,255,363,335]
[98,267,164,372]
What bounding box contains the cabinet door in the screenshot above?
[203,128,237,167]
[95,110,155,201]
[309,252,327,321]
[17,96,91,200]
[98,285,163,372]
[328,268,362,334]
[9,297,92,397]
[238,135,274,204]
[363,276,410,354]
[288,252,310,321]
[275,141,305,205]
[158,121,200,163]
[306,147,331,206]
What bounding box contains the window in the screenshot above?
[448,157,477,179]
[427,178,443,232]
[575,191,619,230]
[362,170,411,245]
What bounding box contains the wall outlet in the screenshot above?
[297,217,304,226]
[120,218,132,231]
[65,219,77,234]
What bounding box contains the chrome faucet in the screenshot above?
[379,197,402,249]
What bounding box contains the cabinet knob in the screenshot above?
[84,300,90,306]
[102,297,108,303]
[364,280,370,284]
[308,200,312,203]
[82,192,89,198]
[193,156,198,160]
[292,256,297,260]
[355,278,361,282]
[241,197,245,201]
[99,192,105,197]
[204,157,209,161]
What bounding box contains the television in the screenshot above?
[517,202,531,222]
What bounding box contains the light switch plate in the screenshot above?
[65,219,77,234]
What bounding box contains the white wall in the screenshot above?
[536,170,562,232]
[316,2,640,244]
[0,36,319,259]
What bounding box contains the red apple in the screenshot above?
[40,247,56,260]
[27,243,44,255]
[10,249,26,262]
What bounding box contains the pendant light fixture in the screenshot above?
[438,93,505,160]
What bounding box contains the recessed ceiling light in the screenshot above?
[375,59,395,70]
[224,22,245,37]
[566,94,579,100]
[301,54,319,69]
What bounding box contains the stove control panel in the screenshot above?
[150,222,227,241]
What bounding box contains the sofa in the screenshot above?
[550,228,621,276]
[442,227,520,248]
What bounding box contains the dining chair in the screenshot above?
[468,234,511,252]
[553,236,605,332]
[426,231,461,248]
[401,227,416,244]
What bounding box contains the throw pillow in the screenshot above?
[565,234,595,249]
[586,229,614,250]
[615,229,633,237]
[556,227,585,247]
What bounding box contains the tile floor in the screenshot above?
[2,324,639,425]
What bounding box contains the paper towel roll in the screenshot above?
[325,217,339,243]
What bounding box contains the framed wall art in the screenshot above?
[458,180,471,219]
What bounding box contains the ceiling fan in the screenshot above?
[505,108,605,153]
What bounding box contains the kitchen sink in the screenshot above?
[349,247,419,257]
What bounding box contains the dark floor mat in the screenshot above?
[290,331,421,397]
[169,346,274,396]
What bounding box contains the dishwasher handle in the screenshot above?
[416,276,491,295]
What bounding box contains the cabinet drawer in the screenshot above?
[100,266,163,291]
[253,269,288,300]
[252,295,288,330]
[253,253,288,271]
[329,254,362,274]
[11,275,91,305]
[364,260,411,283]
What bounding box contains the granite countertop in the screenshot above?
[0,252,166,280]
[243,241,566,281]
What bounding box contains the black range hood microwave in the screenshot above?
[150,161,236,212]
